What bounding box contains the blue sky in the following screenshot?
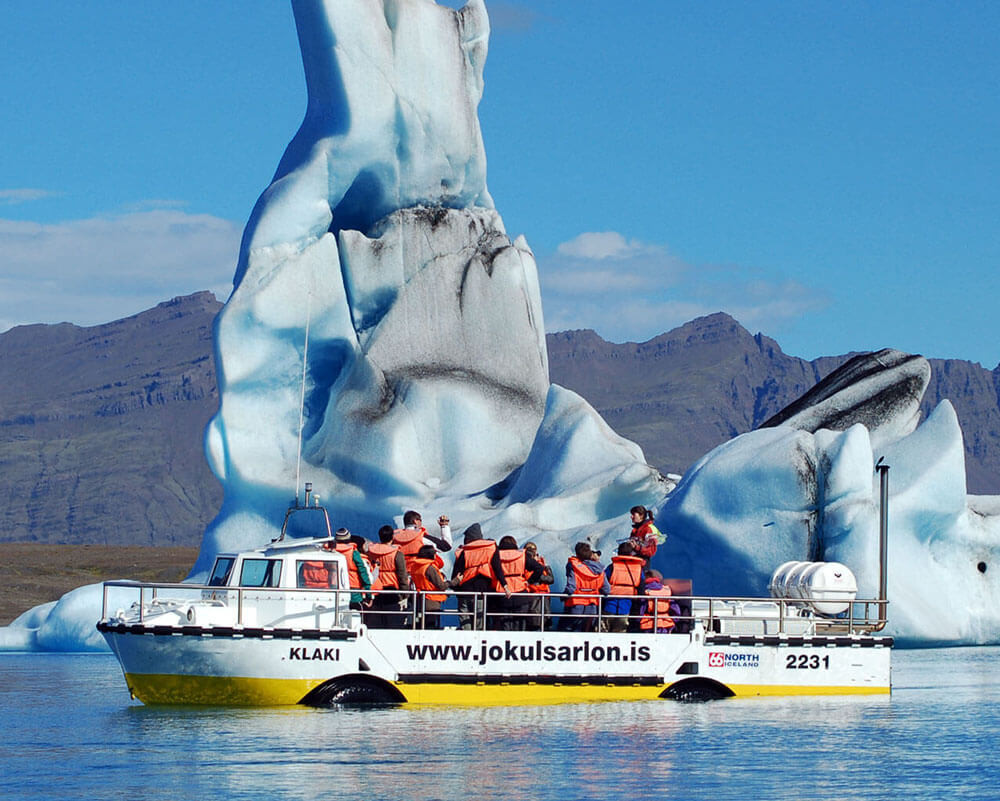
[3,1,999,366]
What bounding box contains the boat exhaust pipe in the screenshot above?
[874,458,889,631]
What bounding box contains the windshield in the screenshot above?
[281,507,333,540]
[208,557,235,587]
[239,558,282,588]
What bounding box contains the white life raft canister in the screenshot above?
[768,560,858,616]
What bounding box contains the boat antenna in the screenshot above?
[294,293,312,507]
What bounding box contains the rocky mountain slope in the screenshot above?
[2,296,997,546]
[546,313,1000,494]
[0,292,223,545]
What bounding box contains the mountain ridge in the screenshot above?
[2,293,997,546]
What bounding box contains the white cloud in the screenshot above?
[0,188,60,205]
[538,231,828,343]
[0,208,241,331]
[557,231,643,260]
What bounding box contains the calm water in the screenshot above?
[2,648,999,801]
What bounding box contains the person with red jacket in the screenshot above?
[628,505,663,564]
[560,542,610,632]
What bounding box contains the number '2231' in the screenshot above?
[785,653,830,669]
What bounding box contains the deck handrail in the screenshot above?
[100,580,888,636]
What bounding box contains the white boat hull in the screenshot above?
[100,622,891,706]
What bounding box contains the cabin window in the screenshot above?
[239,558,283,588]
[297,559,340,589]
[208,557,235,587]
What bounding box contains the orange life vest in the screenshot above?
[300,560,335,588]
[393,528,423,557]
[410,557,448,603]
[639,586,675,632]
[393,527,444,571]
[456,539,498,584]
[368,542,402,590]
[497,549,528,593]
[608,555,644,596]
[525,555,551,594]
[334,542,372,590]
[565,557,605,607]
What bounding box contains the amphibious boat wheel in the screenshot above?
[301,676,405,707]
[661,679,734,703]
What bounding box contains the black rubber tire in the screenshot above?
[663,681,732,703]
[304,679,401,707]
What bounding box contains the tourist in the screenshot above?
[410,544,449,630]
[523,541,554,631]
[628,505,663,564]
[560,542,609,632]
[366,525,410,628]
[450,523,510,630]
[332,528,373,610]
[604,541,646,632]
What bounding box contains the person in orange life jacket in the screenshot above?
[332,528,372,609]
[393,510,453,572]
[628,505,662,564]
[493,536,546,631]
[450,523,510,630]
[523,541,554,631]
[366,525,411,628]
[559,542,610,632]
[603,541,646,632]
[640,569,675,633]
[411,544,449,629]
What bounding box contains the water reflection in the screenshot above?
[2,650,1000,801]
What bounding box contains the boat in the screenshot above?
[97,482,893,706]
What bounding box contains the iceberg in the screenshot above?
[199,0,664,572]
[656,352,1000,645]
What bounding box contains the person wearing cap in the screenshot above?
[332,527,373,609]
[450,523,510,630]
[523,541,554,631]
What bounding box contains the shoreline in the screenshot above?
[0,543,199,626]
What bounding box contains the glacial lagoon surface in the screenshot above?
[2,648,998,801]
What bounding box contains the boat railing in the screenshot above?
[99,581,887,636]
[100,580,353,630]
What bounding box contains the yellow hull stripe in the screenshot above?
[125,672,889,706]
[727,683,890,697]
[125,673,325,706]
[392,682,666,705]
